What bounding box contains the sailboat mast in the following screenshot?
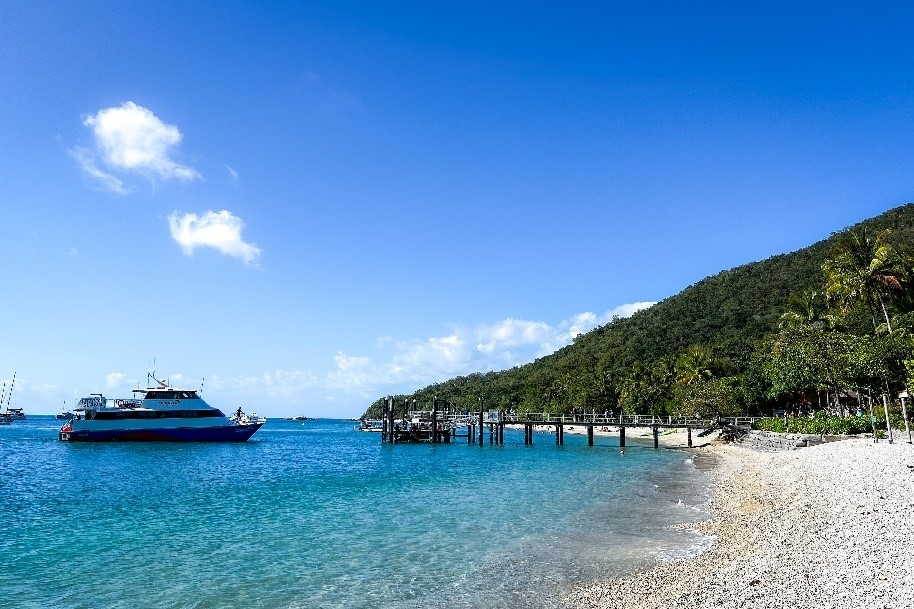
[5,372,16,410]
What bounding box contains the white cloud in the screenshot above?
[105,372,131,390]
[130,303,656,416]
[226,165,240,185]
[76,101,200,191]
[326,354,378,389]
[474,318,552,354]
[168,210,261,265]
[262,370,320,397]
[201,370,319,401]
[325,301,657,395]
[608,301,655,318]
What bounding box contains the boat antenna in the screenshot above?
[148,369,167,388]
[200,377,205,395]
[147,357,160,388]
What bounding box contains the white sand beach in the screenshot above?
[563,437,914,609]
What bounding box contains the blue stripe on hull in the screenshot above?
[59,424,263,442]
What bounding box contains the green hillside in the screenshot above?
[363,203,914,419]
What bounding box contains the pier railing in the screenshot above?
[376,410,762,447]
[398,411,761,429]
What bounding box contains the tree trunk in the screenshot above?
[868,391,877,443]
[882,394,894,444]
[901,394,912,444]
[877,293,893,333]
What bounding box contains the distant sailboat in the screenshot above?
[0,373,21,422]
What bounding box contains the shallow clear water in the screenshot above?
[0,417,711,609]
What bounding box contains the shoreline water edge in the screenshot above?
[561,436,914,609]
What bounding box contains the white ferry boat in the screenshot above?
[58,384,265,442]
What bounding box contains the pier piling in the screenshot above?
[431,399,438,445]
[376,410,758,449]
[389,398,396,443]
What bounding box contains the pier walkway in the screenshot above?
[373,401,761,449]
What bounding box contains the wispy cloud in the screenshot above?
[168,210,261,265]
[226,165,240,185]
[295,70,360,109]
[70,148,129,194]
[112,303,655,415]
[74,101,200,192]
[204,371,320,401]
[325,301,657,393]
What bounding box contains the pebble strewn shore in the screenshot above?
[563,438,914,609]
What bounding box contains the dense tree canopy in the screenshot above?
[363,204,914,420]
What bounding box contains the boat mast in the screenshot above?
[5,372,15,412]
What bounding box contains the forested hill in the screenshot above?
[362,203,914,419]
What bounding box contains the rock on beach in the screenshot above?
[563,438,914,609]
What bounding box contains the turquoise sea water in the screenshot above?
[1,417,711,609]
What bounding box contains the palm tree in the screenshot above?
[823,228,903,333]
[779,290,838,329]
[675,344,713,387]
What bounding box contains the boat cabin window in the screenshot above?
[93,409,222,420]
[146,391,174,399]
[145,391,200,399]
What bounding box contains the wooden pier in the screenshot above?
[373,397,760,449]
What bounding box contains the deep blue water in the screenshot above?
[0,417,711,609]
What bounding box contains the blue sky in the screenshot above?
[3,2,914,418]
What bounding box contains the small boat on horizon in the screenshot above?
[58,378,266,442]
[56,400,74,420]
[357,419,384,432]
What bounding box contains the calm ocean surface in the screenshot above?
[1,417,712,609]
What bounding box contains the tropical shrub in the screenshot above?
[752,412,873,435]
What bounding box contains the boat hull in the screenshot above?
[59,423,264,442]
